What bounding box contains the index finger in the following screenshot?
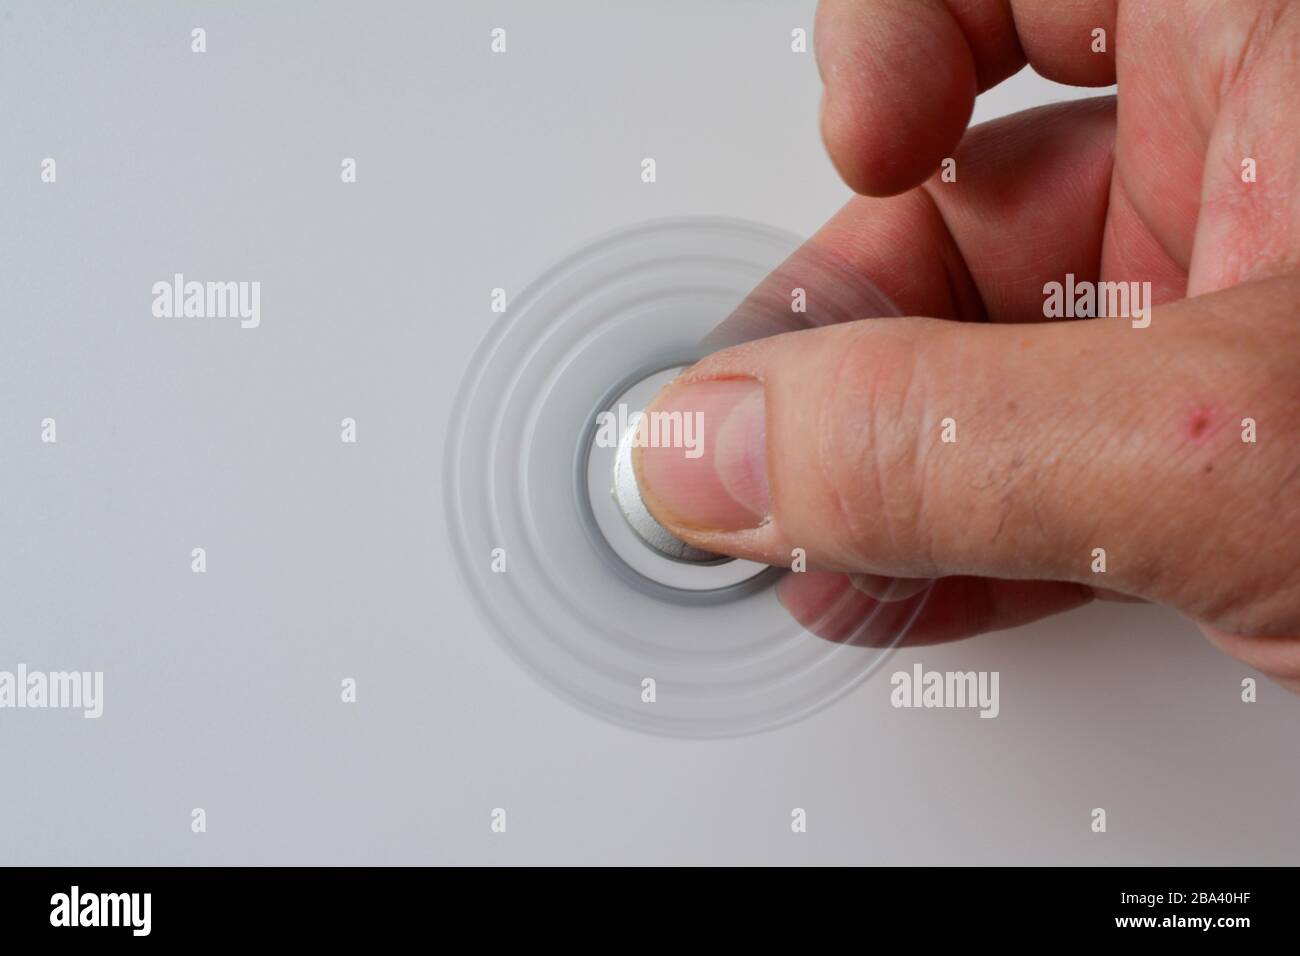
[817,0,1117,195]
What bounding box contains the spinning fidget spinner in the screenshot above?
[445,217,931,736]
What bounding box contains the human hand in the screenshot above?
[634,0,1300,690]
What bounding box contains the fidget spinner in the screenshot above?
[445,217,930,736]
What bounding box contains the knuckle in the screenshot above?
[815,320,934,572]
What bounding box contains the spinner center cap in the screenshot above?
[611,386,722,565]
[583,365,769,593]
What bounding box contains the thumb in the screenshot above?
[634,276,1300,628]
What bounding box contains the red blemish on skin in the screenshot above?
[1185,407,1215,443]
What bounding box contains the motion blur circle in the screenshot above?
[444,217,929,736]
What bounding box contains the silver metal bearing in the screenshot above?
[583,365,769,592]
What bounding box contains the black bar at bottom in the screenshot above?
[0,866,1287,942]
